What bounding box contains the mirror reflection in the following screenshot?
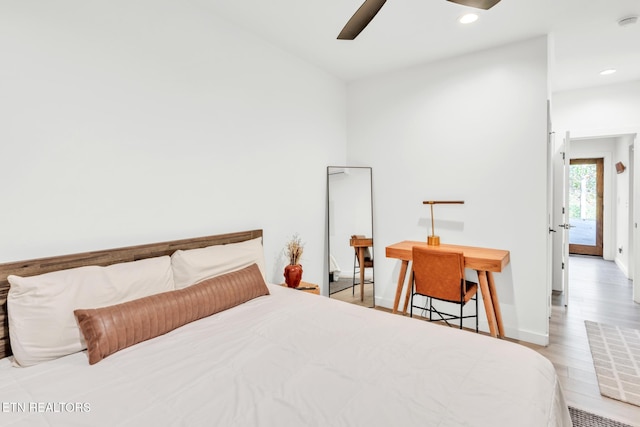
[327,166,374,307]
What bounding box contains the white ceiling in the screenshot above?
[191,0,640,93]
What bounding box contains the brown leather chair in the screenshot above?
[409,246,478,332]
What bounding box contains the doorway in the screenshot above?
[569,158,604,256]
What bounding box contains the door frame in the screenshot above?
[552,136,615,296]
[568,158,604,256]
[550,127,640,305]
[566,147,614,261]
[551,132,570,295]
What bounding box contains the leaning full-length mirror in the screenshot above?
[327,166,374,307]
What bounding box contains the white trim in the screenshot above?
[374,295,550,346]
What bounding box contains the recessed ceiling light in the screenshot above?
[459,13,479,24]
[600,69,617,76]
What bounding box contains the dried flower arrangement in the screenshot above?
[285,234,304,265]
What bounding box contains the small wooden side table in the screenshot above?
[280,281,319,295]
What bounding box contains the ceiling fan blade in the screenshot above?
[337,0,387,40]
[446,0,501,10]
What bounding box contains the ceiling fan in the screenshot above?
[337,0,501,40]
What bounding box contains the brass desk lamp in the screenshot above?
[423,200,464,245]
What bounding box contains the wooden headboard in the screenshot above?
[0,229,263,360]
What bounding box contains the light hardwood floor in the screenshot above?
[519,255,640,426]
[329,282,374,308]
[376,254,640,425]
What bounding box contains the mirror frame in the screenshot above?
[326,166,374,307]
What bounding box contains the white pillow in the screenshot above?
[7,255,175,367]
[171,237,266,289]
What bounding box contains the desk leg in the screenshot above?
[487,272,504,338]
[358,249,365,302]
[402,269,413,315]
[392,260,410,314]
[476,270,498,338]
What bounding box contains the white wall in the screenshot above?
[0,1,347,288]
[553,81,640,136]
[615,135,634,274]
[347,37,550,344]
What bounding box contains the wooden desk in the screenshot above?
[350,237,373,302]
[385,241,510,338]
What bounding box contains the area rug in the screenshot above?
[584,320,640,407]
[569,406,635,427]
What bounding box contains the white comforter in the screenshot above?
[0,284,571,426]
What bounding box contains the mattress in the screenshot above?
[0,284,571,426]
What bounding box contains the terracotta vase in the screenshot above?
[284,264,303,288]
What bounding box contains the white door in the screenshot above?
[560,131,572,306]
[551,131,572,306]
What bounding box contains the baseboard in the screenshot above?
[614,258,630,278]
[507,328,548,346]
[374,295,549,346]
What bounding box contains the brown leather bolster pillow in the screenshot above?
[74,263,269,365]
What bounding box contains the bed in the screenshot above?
[0,229,572,426]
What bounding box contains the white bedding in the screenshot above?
[0,284,571,426]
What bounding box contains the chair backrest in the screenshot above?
[412,247,465,302]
